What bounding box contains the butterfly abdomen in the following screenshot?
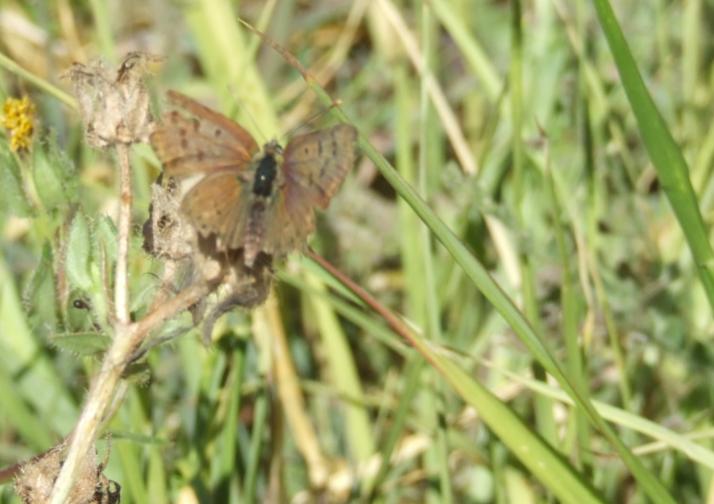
[243,200,268,267]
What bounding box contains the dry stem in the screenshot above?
[114,143,132,324]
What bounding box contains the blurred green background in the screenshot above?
[1,0,714,502]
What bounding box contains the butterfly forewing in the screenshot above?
[166,91,259,154]
[150,91,259,177]
[263,124,357,256]
[282,124,357,208]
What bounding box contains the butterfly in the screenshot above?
[150,90,357,267]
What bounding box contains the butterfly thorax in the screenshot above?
[251,141,283,199]
[252,154,278,197]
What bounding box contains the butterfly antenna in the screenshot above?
[238,17,310,80]
[238,16,346,112]
[226,87,270,145]
[237,17,348,141]
[280,101,342,142]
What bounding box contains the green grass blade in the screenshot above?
[506,369,714,471]
[88,0,116,62]
[305,273,375,463]
[429,0,501,101]
[592,0,714,313]
[184,0,279,138]
[419,6,452,501]
[306,80,675,503]
[406,337,603,503]
[243,389,269,503]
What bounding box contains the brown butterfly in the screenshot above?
[150,90,357,267]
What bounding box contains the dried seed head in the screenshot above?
[62,52,160,148]
[143,173,274,343]
[142,173,194,261]
[14,441,120,504]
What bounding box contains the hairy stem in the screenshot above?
[114,143,132,325]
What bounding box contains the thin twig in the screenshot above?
[114,143,132,325]
[48,282,212,504]
[306,249,418,349]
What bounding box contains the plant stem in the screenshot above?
[49,282,212,504]
[114,143,132,325]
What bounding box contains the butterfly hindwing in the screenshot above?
[181,171,248,241]
[150,91,259,177]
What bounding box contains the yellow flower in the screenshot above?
[2,95,36,151]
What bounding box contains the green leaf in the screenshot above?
[0,359,55,450]
[0,256,78,436]
[96,215,118,263]
[0,147,30,216]
[66,212,93,291]
[46,135,79,205]
[22,242,57,332]
[50,331,111,356]
[32,150,66,210]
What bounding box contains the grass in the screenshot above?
[1,0,714,502]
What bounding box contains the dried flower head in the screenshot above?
[2,95,36,152]
[62,52,160,148]
[14,441,120,504]
[143,172,273,343]
[142,173,194,261]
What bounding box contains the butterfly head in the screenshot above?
[262,140,284,159]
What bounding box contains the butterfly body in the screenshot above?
[150,91,357,268]
[252,144,280,198]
